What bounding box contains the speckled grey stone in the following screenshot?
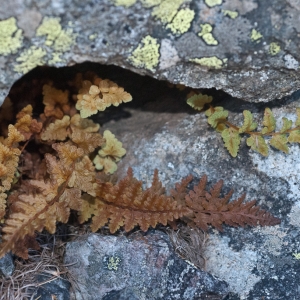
[95,78,300,299]
[31,273,70,300]
[0,252,14,278]
[64,231,229,300]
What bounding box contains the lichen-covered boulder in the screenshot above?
[64,231,229,300]
[0,0,300,103]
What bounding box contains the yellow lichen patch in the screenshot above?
[190,56,227,69]
[293,253,300,260]
[151,0,186,24]
[89,33,97,40]
[53,28,76,52]
[36,17,62,46]
[107,256,121,271]
[36,17,76,52]
[48,52,63,64]
[222,9,238,19]
[0,17,23,56]
[198,24,218,46]
[166,8,195,36]
[14,46,46,74]
[205,0,222,7]
[111,0,137,7]
[140,0,162,7]
[250,29,263,43]
[269,42,280,56]
[128,35,160,71]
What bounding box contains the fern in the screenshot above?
[183,174,280,231]
[0,74,281,259]
[187,94,300,157]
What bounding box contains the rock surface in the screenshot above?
[0,0,300,103]
[92,70,300,299]
[31,273,71,300]
[64,231,229,300]
[0,252,14,278]
[2,61,300,298]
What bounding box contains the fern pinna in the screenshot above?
[187,93,300,157]
[0,73,280,259]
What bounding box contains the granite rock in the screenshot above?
[64,231,229,300]
[95,73,300,299]
[0,0,300,103]
[0,252,14,278]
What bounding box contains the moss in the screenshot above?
[190,56,227,69]
[269,42,280,56]
[222,9,238,19]
[14,46,46,74]
[111,0,137,7]
[250,29,263,43]
[205,0,222,7]
[166,8,195,36]
[36,17,76,52]
[107,256,121,271]
[0,17,23,56]
[128,35,160,71]
[198,24,218,46]
[151,0,186,24]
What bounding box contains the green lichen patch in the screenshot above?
[190,56,227,69]
[128,35,160,71]
[36,17,76,52]
[0,17,23,56]
[205,0,222,8]
[14,46,46,74]
[198,24,218,46]
[269,42,280,56]
[250,29,263,43]
[151,0,186,24]
[222,9,238,19]
[166,8,195,36]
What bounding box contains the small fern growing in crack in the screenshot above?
[187,93,300,157]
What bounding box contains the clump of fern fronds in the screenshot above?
[0,74,280,260]
[0,73,130,259]
[187,93,300,157]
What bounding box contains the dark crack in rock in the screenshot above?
[0,0,300,103]
[64,231,229,300]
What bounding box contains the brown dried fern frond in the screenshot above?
[0,143,93,259]
[185,175,281,231]
[88,168,190,233]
